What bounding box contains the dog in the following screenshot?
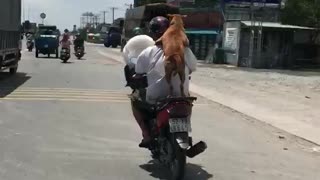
[155,14,189,97]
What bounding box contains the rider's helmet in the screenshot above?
[132,27,143,36]
[149,16,169,39]
[64,29,69,33]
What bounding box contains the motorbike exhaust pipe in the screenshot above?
[186,141,207,158]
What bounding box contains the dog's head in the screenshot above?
[167,14,187,27]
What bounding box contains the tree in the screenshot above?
[281,0,320,28]
[281,0,320,41]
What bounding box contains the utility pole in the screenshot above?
[22,0,25,21]
[28,6,30,20]
[110,7,119,24]
[101,11,108,24]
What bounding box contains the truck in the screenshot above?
[23,21,37,35]
[121,3,179,51]
[0,0,22,74]
[35,25,59,58]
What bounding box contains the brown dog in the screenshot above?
[155,14,189,97]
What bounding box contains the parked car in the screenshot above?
[104,26,121,48]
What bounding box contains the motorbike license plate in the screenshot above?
[44,44,48,48]
[169,118,191,133]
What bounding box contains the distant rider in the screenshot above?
[60,34,71,53]
[73,33,85,52]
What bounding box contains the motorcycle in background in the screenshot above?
[74,46,85,60]
[26,39,34,52]
[60,48,70,63]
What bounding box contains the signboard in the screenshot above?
[223,0,281,4]
[224,28,238,50]
[40,13,46,19]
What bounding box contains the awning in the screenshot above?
[185,29,219,35]
[241,21,315,30]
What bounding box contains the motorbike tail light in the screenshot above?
[156,108,170,130]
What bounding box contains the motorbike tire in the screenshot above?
[170,139,187,180]
[35,49,39,58]
[9,66,18,75]
[112,44,118,48]
[56,48,59,58]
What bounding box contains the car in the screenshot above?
[104,26,122,48]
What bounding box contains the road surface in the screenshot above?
[0,43,319,180]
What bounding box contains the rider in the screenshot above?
[73,33,85,52]
[63,29,70,38]
[132,27,143,36]
[126,16,197,148]
[60,33,71,53]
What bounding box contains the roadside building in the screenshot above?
[222,0,319,68]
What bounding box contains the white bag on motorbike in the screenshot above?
[122,35,155,67]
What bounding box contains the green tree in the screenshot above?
[281,0,320,41]
[281,0,320,27]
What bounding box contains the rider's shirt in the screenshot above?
[61,40,71,49]
[135,46,197,104]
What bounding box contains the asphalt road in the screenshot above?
[0,43,319,180]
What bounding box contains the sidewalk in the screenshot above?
[191,63,320,145]
[95,47,320,145]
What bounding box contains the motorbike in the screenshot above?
[26,39,34,52]
[74,46,85,60]
[60,48,70,63]
[131,93,207,180]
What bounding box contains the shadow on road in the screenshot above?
[60,61,74,64]
[140,160,213,180]
[0,72,31,98]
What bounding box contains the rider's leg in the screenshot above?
[131,100,151,146]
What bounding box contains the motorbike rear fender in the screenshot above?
[173,132,190,150]
[157,102,192,130]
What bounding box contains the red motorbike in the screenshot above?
[136,95,207,180]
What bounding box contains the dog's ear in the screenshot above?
[167,14,174,18]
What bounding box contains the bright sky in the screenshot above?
[23,0,133,30]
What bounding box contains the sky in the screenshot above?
[23,0,133,30]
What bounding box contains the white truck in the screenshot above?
[0,0,22,74]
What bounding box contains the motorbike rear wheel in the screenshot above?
[169,139,187,180]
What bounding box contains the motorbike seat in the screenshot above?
[155,96,197,112]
